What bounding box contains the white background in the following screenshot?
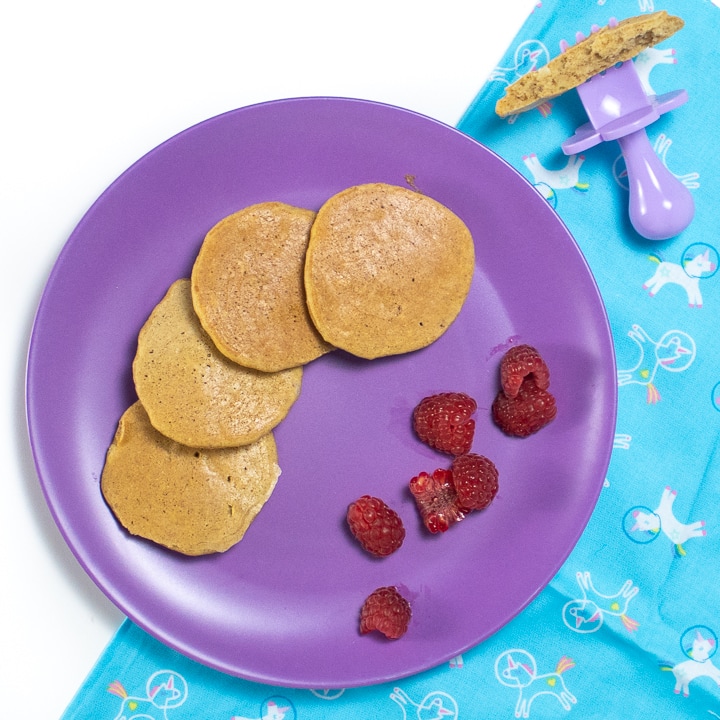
[1,1,535,716]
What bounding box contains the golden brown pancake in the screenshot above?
[101,402,281,555]
[191,202,333,372]
[133,279,302,448]
[303,183,475,359]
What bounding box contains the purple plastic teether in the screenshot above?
[561,31,694,240]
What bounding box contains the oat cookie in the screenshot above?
[495,11,684,117]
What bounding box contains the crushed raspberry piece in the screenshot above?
[500,344,551,399]
[346,495,406,557]
[452,453,499,510]
[409,468,468,533]
[492,376,557,437]
[359,586,412,639]
[412,392,477,456]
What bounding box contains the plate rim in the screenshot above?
[26,95,618,688]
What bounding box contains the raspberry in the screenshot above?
[359,586,412,639]
[408,468,468,533]
[492,376,557,437]
[500,344,551,399]
[347,495,405,557]
[451,453,499,510]
[412,392,477,456]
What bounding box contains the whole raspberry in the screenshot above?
[408,468,468,533]
[359,586,412,639]
[452,453,499,510]
[492,376,557,437]
[412,392,477,456]
[347,495,405,557]
[500,344,551,399]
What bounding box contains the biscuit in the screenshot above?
[191,202,333,372]
[101,401,281,555]
[304,183,475,360]
[133,279,302,448]
[495,11,684,117]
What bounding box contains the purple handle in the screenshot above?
[619,129,694,241]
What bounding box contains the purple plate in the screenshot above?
[26,97,616,688]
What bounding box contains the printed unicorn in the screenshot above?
[562,571,639,633]
[489,37,553,118]
[660,628,720,697]
[631,486,706,556]
[613,433,632,450]
[612,133,698,196]
[495,649,576,718]
[389,687,458,720]
[522,153,588,202]
[616,324,695,403]
[654,134,700,190]
[643,248,716,308]
[107,671,187,720]
[489,39,549,86]
[231,699,292,720]
[634,46,677,96]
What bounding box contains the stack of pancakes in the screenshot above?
[101,183,475,555]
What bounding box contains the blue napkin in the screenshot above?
[61,2,720,718]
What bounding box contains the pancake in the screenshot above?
[133,279,302,448]
[303,183,475,359]
[101,401,281,555]
[191,202,333,372]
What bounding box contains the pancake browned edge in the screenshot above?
[101,402,281,556]
[495,11,684,117]
[304,183,475,360]
[133,278,302,449]
[191,202,334,373]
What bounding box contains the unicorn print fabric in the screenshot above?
[61,2,720,718]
